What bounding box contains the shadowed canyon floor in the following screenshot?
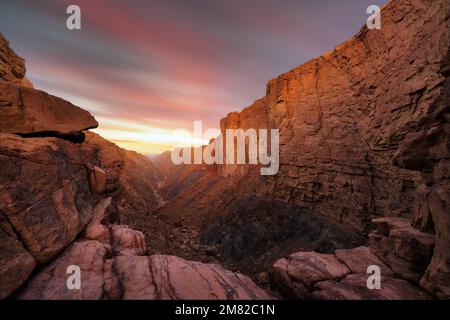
[0,0,449,300]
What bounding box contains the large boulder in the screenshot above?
[393,114,450,298]
[335,246,393,276]
[0,134,96,264]
[149,255,271,300]
[0,81,98,138]
[210,0,450,234]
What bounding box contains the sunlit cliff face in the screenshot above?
[0,0,385,154]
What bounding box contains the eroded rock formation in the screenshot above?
[0,33,32,88]
[17,200,271,300]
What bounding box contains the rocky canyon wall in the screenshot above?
[218,0,449,234]
[218,0,450,298]
[156,0,449,299]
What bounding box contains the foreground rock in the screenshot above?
[154,0,449,299]
[0,212,36,299]
[0,33,166,299]
[271,247,431,300]
[311,274,431,300]
[18,241,110,300]
[369,217,435,282]
[18,244,271,300]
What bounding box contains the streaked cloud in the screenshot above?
[0,0,385,154]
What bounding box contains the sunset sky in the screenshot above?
[0,0,385,154]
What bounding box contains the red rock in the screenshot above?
[335,246,393,276]
[84,198,112,243]
[211,0,450,234]
[394,119,450,298]
[271,252,350,299]
[102,259,122,299]
[285,252,350,287]
[271,258,308,299]
[372,217,411,236]
[111,225,146,256]
[18,240,110,300]
[18,241,272,300]
[84,224,110,243]
[0,133,99,263]
[149,255,272,300]
[115,255,156,299]
[369,217,435,282]
[0,212,36,299]
[0,81,98,137]
[372,217,435,264]
[311,274,431,300]
[87,165,106,194]
[154,0,450,300]
[2,0,450,301]
[0,130,164,299]
[0,33,32,87]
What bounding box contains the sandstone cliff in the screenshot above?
[155,0,450,299]
[1,0,449,300]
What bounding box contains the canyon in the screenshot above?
[0,0,449,300]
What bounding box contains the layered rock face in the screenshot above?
[155,0,449,299]
[1,0,449,301]
[255,0,449,299]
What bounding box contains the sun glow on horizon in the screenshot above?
[92,119,211,155]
